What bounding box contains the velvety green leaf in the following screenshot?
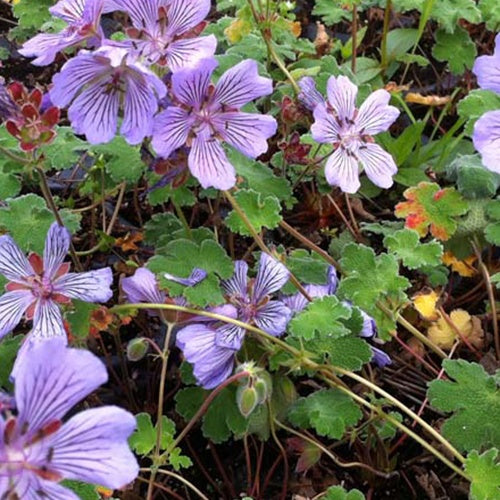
[384,229,443,270]
[432,27,476,74]
[41,127,86,170]
[427,360,500,452]
[60,480,100,500]
[225,189,282,236]
[144,213,184,248]
[312,0,353,24]
[0,168,21,199]
[175,387,207,421]
[0,336,22,388]
[0,194,81,253]
[324,485,366,500]
[66,300,98,340]
[430,0,481,33]
[288,389,362,439]
[485,200,500,246]
[465,449,500,500]
[479,0,500,30]
[129,413,157,455]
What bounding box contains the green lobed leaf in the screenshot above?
[41,127,86,171]
[312,0,354,24]
[91,136,145,183]
[12,0,53,35]
[0,168,21,199]
[66,300,99,341]
[324,485,366,500]
[225,189,282,236]
[289,296,351,341]
[479,0,500,30]
[281,249,331,295]
[430,0,481,33]
[60,480,100,500]
[384,229,443,270]
[144,213,184,248]
[288,389,362,439]
[465,449,500,500]
[0,194,81,254]
[337,244,410,339]
[432,27,477,75]
[427,360,500,452]
[485,199,500,246]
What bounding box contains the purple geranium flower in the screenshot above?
[0,222,112,344]
[19,0,111,66]
[50,46,166,145]
[152,58,277,190]
[472,33,500,94]
[473,110,500,174]
[310,75,400,193]
[176,253,292,389]
[298,76,325,112]
[283,265,391,367]
[0,339,138,498]
[109,0,216,69]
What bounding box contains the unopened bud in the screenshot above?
[237,385,258,418]
[126,338,149,361]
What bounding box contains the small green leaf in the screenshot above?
[225,189,282,236]
[289,296,351,341]
[430,0,481,33]
[0,168,21,199]
[288,389,362,439]
[144,213,184,248]
[384,229,443,270]
[427,360,500,452]
[312,0,354,24]
[129,413,157,455]
[485,200,500,246]
[432,27,476,75]
[324,485,366,500]
[66,300,98,340]
[41,127,86,170]
[60,480,100,500]
[91,136,145,183]
[465,448,500,500]
[0,194,81,253]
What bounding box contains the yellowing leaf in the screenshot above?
[405,92,451,106]
[442,251,477,277]
[413,289,440,321]
[288,20,302,37]
[427,309,484,350]
[225,18,252,44]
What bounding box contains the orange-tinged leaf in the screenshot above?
[413,289,440,321]
[115,232,143,252]
[395,182,469,241]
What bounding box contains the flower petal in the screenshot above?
[255,300,292,337]
[152,107,194,158]
[221,260,248,300]
[164,268,207,286]
[472,34,500,93]
[67,78,119,144]
[473,109,500,174]
[213,59,273,109]
[165,0,211,36]
[311,103,340,143]
[357,143,397,189]
[172,58,217,109]
[324,147,361,193]
[19,32,79,66]
[53,268,113,303]
[122,267,165,304]
[50,0,86,22]
[176,324,235,389]
[0,235,34,282]
[253,253,290,302]
[29,299,67,341]
[326,75,358,120]
[356,89,400,136]
[188,128,236,189]
[212,112,277,158]
[14,339,108,432]
[110,0,159,33]
[281,292,308,314]
[214,322,245,350]
[0,290,33,339]
[166,35,217,72]
[370,346,391,367]
[50,52,110,108]
[43,223,71,280]
[46,407,138,489]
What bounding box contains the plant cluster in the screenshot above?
[0,0,499,498]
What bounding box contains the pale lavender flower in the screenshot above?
[50,46,166,145]
[152,58,277,190]
[473,110,500,174]
[311,75,400,193]
[0,339,138,498]
[472,33,500,94]
[283,266,391,367]
[19,0,109,66]
[176,253,291,389]
[0,222,112,344]
[298,76,324,111]
[109,0,216,69]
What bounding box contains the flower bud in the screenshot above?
[236,385,259,418]
[126,338,149,362]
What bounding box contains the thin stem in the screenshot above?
[146,322,175,500]
[0,145,30,164]
[166,371,250,454]
[106,181,126,236]
[36,167,83,271]
[142,468,209,500]
[351,3,358,73]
